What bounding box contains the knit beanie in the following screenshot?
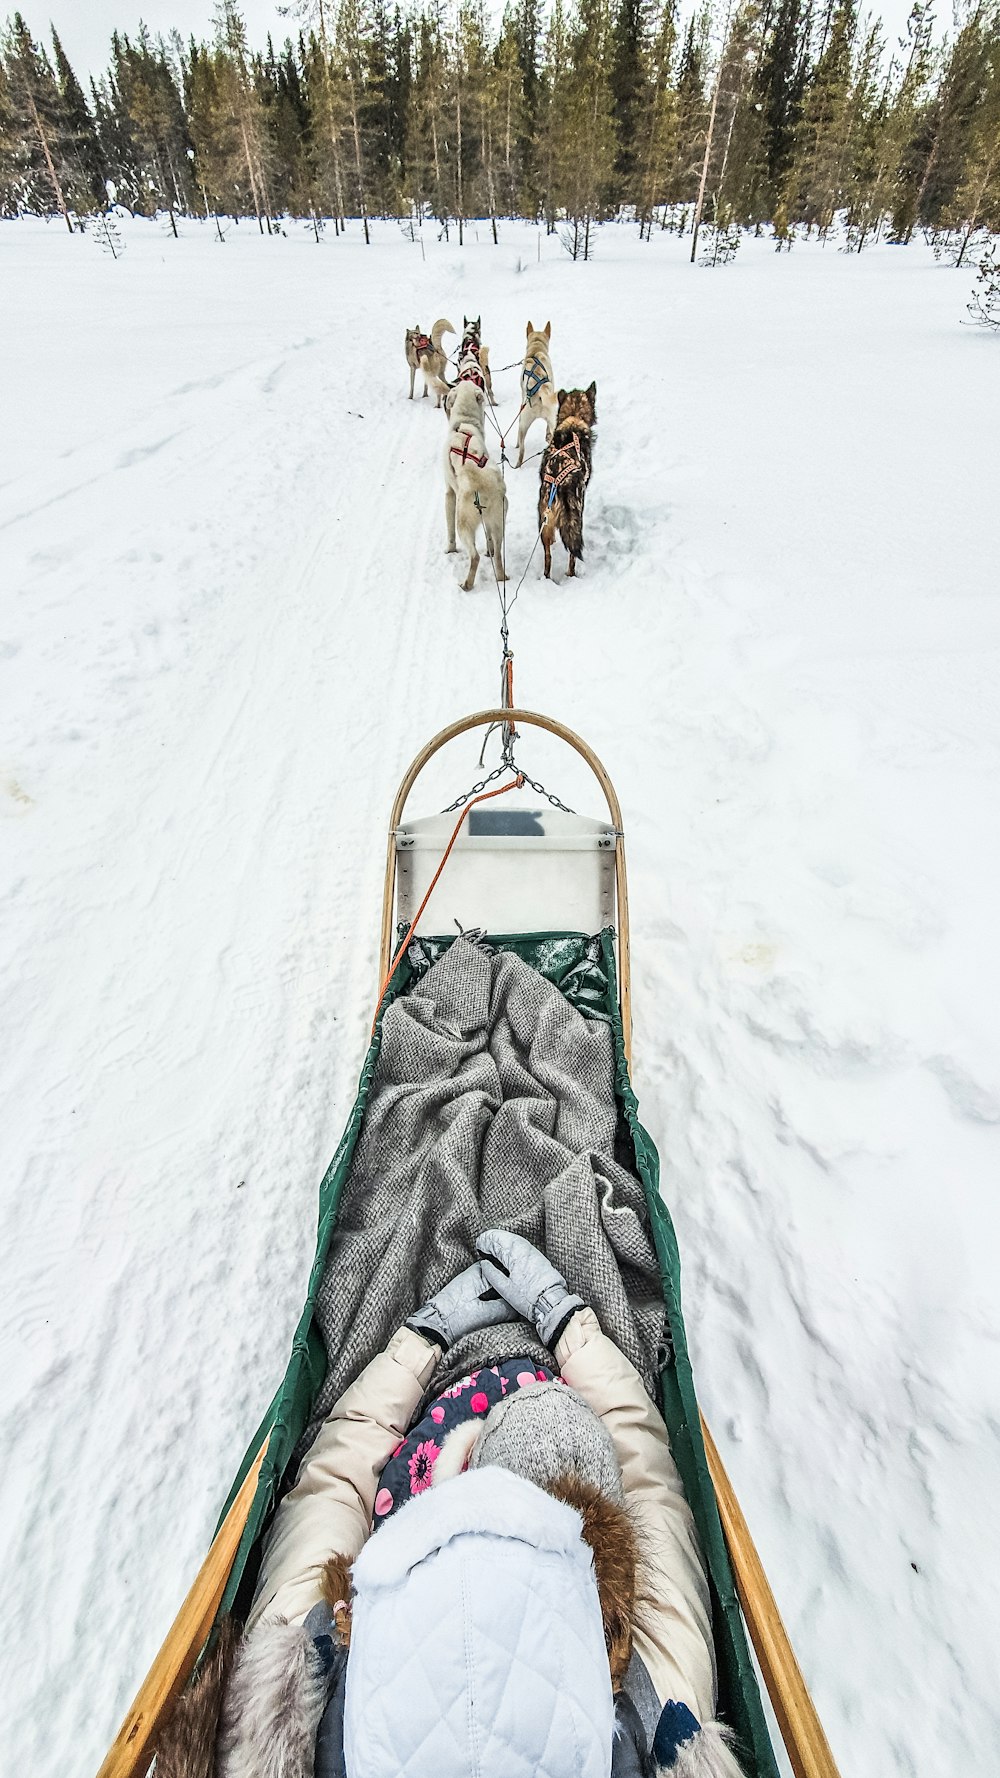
[468,1379,626,1505]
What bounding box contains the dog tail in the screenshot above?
[432,317,456,352]
[558,498,585,562]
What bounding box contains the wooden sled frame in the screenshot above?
[98,711,841,1778]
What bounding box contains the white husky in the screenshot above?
[443,382,508,592]
[516,320,558,466]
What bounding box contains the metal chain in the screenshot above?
[517,772,576,814]
[442,762,575,816]
[441,763,510,813]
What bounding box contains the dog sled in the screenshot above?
[98,710,840,1778]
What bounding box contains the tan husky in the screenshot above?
[516,320,558,466]
[443,381,508,592]
[405,318,455,404]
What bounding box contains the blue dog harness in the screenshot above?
[524,353,549,401]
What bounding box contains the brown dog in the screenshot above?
[538,383,596,579]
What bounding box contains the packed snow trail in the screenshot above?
[2,217,999,1778]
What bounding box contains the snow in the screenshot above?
[3,212,999,1776]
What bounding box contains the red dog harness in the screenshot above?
[414,331,433,355]
[450,428,489,468]
[542,428,586,503]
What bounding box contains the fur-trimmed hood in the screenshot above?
[158,1468,743,1778]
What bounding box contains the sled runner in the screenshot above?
[98,710,840,1778]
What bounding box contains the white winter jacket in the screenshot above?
[345,1467,615,1778]
[248,1308,715,1722]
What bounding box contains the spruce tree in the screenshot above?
[670,10,710,203]
[213,0,274,230]
[610,0,650,193]
[950,26,1000,262]
[786,0,856,230]
[559,0,618,255]
[756,0,811,211]
[633,0,679,233]
[894,1,992,238]
[0,13,75,228]
[691,0,762,254]
[337,0,375,239]
[513,0,543,205]
[50,28,106,208]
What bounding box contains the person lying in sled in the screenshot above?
[217,1232,743,1778]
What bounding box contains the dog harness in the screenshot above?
[542,429,586,505]
[414,331,432,355]
[524,354,549,401]
[451,428,489,468]
[457,356,486,392]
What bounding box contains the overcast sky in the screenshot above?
[50,0,923,87]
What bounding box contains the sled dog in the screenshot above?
[443,381,507,591]
[405,318,455,404]
[538,383,596,580]
[455,315,496,406]
[516,320,558,467]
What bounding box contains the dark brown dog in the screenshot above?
[538,382,596,579]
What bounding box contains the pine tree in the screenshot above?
[610,0,650,193]
[291,2,350,231]
[493,11,528,215]
[840,2,930,249]
[0,13,75,229]
[894,1,992,239]
[213,0,274,230]
[109,28,193,226]
[406,4,450,228]
[634,0,679,233]
[537,0,570,229]
[559,0,618,256]
[50,28,106,208]
[337,0,375,239]
[669,10,710,204]
[946,18,1000,261]
[691,0,762,255]
[756,0,811,212]
[786,0,856,231]
[512,0,543,206]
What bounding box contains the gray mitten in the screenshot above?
[405,1262,511,1350]
[476,1229,585,1349]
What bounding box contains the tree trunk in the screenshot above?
[690,11,730,264]
[482,97,498,242]
[348,74,369,244]
[431,107,444,228]
[455,81,464,246]
[28,91,72,232]
[239,115,265,231]
[908,123,941,242]
[504,79,513,212]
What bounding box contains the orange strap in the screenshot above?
[372,772,525,1035]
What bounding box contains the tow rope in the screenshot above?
[373,773,525,1030]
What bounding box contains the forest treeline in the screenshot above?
[1,0,999,261]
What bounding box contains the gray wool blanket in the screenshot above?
[303,936,666,1450]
